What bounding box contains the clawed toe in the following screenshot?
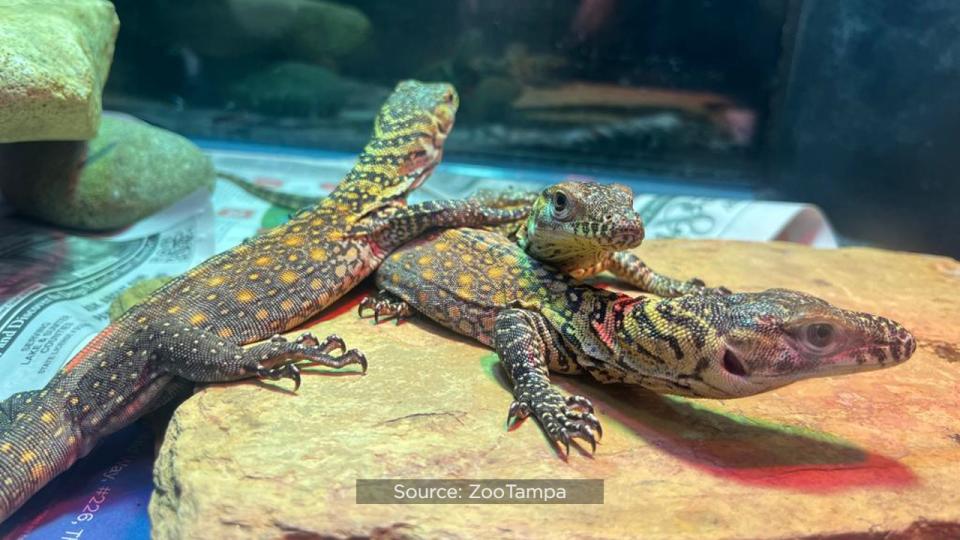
[508,392,603,457]
[297,333,346,354]
[507,400,532,424]
[358,294,411,324]
[565,395,594,413]
[257,363,302,391]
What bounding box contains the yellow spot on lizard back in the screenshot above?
[284,236,304,247]
[0,443,12,453]
[280,271,298,284]
[236,290,255,303]
[218,328,234,338]
[310,278,323,290]
[310,248,327,261]
[248,273,261,281]
[190,313,208,325]
[422,269,435,281]
[208,276,225,287]
[280,299,295,311]
[167,305,182,315]
[434,242,449,252]
[417,255,433,266]
[458,275,473,286]
[40,411,55,424]
[20,450,36,463]
[487,267,504,279]
[256,309,270,320]
[255,256,272,266]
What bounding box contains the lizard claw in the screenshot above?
[565,395,594,413]
[358,292,412,324]
[296,332,346,354]
[358,296,376,318]
[257,362,302,391]
[507,400,531,424]
[508,387,603,457]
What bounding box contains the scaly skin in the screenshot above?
[0,81,533,521]
[514,181,723,296]
[240,177,720,299]
[360,180,725,320]
[370,226,917,456]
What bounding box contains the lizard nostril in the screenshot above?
[722,349,748,377]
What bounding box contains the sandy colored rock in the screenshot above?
[149,240,960,539]
[0,0,118,142]
[0,115,214,230]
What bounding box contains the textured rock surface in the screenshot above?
[0,115,214,231]
[149,240,960,539]
[283,0,371,62]
[0,0,118,142]
[228,62,349,117]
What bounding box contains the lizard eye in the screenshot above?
[552,191,574,221]
[798,322,838,353]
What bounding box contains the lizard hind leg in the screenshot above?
[143,318,365,391]
[358,291,413,324]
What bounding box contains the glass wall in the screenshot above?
[104,0,960,256]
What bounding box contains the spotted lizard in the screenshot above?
[223,174,716,303]
[0,80,534,521]
[365,205,917,455]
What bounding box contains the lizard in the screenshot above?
[0,80,535,522]
[363,216,917,456]
[219,172,718,303]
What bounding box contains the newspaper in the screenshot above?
[0,148,836,401]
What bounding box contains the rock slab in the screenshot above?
[149,240,960,539]
[0,0,118,142]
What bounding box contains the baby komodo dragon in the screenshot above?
[366,189,917,456]
[0,81,532,521]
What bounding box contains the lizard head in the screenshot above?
[619,288,915,398]
[521,180,645,272]
[368,80,459,199]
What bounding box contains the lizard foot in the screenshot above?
[655,276,732,297]
[269,332,347,354]
[358,291,413,324]
[508,377,602,456]
[248,338,368,391]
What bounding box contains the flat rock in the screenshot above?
[0,0,118,142]
[149,240,960,539]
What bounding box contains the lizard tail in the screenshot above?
[0,382,81,523]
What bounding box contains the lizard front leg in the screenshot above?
[372,199,531,251]
[603,251,730,296]
[494,308,601,456]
